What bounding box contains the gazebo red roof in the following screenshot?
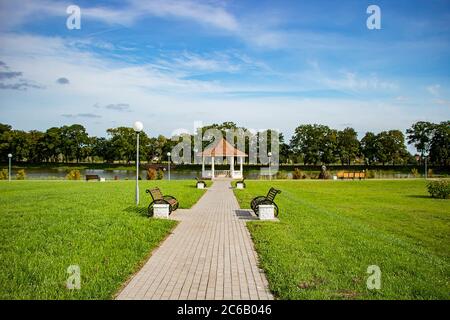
[197,138,247,157]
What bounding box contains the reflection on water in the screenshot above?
[5,168,437,180]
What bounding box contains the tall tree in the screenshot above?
[361,132,378,165]
[429,121,450,166]
[0,123,12,160]
[290,124,337,165]
[41,127,62,162]
[336,128,360,165]
[27,130,45,163]
[376,130,409,165]
[406,121,435,159]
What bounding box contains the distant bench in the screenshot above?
[86,174,100,181]
[337,172,366,180]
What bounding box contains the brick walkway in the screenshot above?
[116,179,273,300]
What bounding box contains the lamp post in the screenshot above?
[8,153,12,182]
[167,152,171,181]
[133,121,143,206]
[424,154,428,180]
[268,152,272,180]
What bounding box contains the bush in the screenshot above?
[427,180,450,199]
[16,169,26,180]
[365,169,376,179]
[292,168,307,179]
[411,168,419,178]
[147,168,157,180]
[276,171,288,179]
[0,169,7,180]
[157,169,164,180]
[66,170,81,180]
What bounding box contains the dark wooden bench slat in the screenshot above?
[250,187,281,217]
[146,187,179,216]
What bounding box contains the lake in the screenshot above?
[4,167,434,180]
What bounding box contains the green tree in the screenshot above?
[61,124,89,163]
[406,121,435,160]
[92,137,115,163]
[361,132,378,165]
[376,130,409,165]
[336,127,360,165]
[41,127,62,162]
[290,124,337,165]
[107,127,150,163]
[26,130,45,163]
[7,130,30,162]
[429,121,450,166]
[0,123,12,160]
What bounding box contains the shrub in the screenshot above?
[147,168,157,180]
[365,169,375,179]
[66,170,81,180]
[157,169,164,180]
[16,169,26,180]
[292,168,307,179]
[276,171,288,179]
[0,169,7,180]
[427,180,450,199]
[411,168,419,178]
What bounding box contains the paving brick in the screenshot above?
[116,179,273,300]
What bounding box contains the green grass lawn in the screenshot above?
[0,180,205,299]
[234,180,450,300]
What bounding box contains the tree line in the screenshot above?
[0,121,448,166]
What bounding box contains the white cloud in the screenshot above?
[0,0,238,32]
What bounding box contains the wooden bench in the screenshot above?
[146,187,179,217]
[337,171,366,180]
[85,174,100,181]
[250,187,281,217]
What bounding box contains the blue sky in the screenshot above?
[0,0,449,144]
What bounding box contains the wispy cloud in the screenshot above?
[0,70,22,79]
[94,103,132,112]
[0,0,238,32]
[0,60,44,90]
[62,113,101,118]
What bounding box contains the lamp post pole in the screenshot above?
[425,155,428,180]
[167,152,171,181]
[268,152,272,181]
[133,121,144,206]
[8,153,12,182]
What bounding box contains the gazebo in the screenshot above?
[197,137,247,179]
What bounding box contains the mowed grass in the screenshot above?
[0,180,205,299]
[234,180,450,300]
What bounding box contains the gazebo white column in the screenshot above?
[211,156,215,179]
[240,156,243,177]
[230,156,234,177]
[202,156,205,177]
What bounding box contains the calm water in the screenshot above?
[5,168,429,180]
